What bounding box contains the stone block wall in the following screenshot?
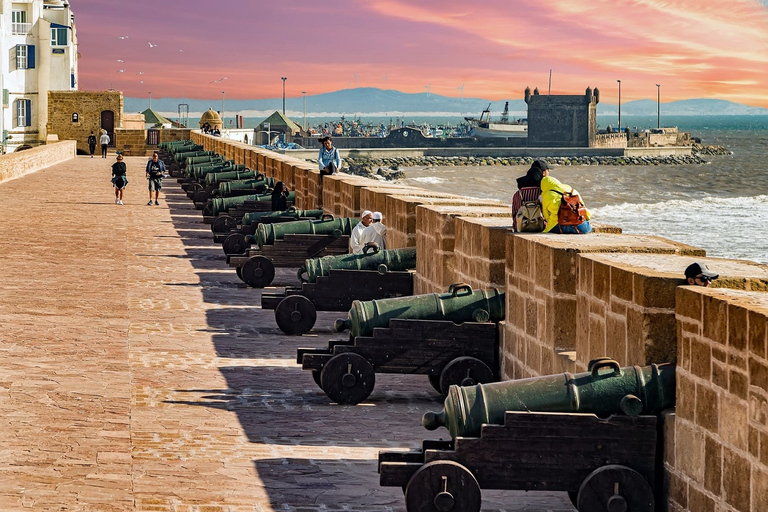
[668,287,768,512]
[0,141,76,184]
[115,129,147,156]
[503,233,705,380]
[454,217,516,291]
[575,254,768,373]
[47,91,124,154]
[415,205,513,294]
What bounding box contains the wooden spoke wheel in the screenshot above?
[404,461,481,512]
[577,465,654,512]
[439,356,495,396]
[222,233,249,256]
[211,215,238,234]
[275,295,317,335]
[428,375,442,394]
[241,256,275,288]
[320,352,375,405]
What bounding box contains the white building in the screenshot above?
[0,0,78,152]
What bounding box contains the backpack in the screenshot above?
[515,200,545,232]
[556,188,588,226]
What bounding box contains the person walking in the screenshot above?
[145,151,165,205]
[87,131,97,158]
[111,154,128,205]
[99,130,110,158]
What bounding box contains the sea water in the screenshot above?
[396,115,768,264]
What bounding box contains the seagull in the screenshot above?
[116,35,129,40]
[116,59,125,63]
[117,69,126,73]
[208,77,228,84]
[179,49,184,53]
[139,80,144,84]
[148,41,158,48]
[136,71,144,75]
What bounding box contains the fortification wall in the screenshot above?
[0,140,76,184]
[192,132,768,511]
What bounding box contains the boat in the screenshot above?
[464,102,527,137]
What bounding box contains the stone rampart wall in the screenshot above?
[0,141,76,184]
[192,132,768,511]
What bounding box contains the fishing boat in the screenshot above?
[464,101,527,137]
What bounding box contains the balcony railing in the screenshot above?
[12,22,32,34]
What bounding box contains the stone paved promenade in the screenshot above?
[0,156,575,511]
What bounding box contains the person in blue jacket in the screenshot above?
[318,136,341,176]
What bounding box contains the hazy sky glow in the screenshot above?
[72,0,768,107]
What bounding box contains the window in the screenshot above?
[51,27,68,46]
[71,113,79,123]
[11,10,30,35]
[16,99,31,127]
[15,45,35,69]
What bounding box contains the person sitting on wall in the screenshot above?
[271,181,290,211]
[318,136,341,176]
[359,211,386,250]
[540,172,592,234]
[511,160,547,232]
[211,126,221,136]
[349,210,373,253]
[684,262,718,287]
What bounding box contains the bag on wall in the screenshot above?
[556,189,588,226]
[515,201,546,232]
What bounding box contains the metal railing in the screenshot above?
[12,22,31,35]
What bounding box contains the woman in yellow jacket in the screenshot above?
[540,175,593,234]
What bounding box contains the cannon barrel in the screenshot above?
[334,283,504,338]
[188,161,227,178]
[241,208,324,226]
[422,360,676,438]
[175,150,214,163]
[255,216,358,248]
[217,177,274,197]
[205,170,263,186]
[204,191,296,218]
[185,154,222,166]
[169,143,202,155]
[160,140,194,151]
[194,163,244,181]
[299,246,416,283]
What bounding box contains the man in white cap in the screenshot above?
[350,210,373,253]
[360,211,386,250]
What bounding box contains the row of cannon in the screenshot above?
[159,139,674,512]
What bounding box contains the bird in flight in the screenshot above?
[117,69,126,73]
[116,59,125,63]
[148,42,158,48]
[139,80,144,84]
[116,35,129,40]
[136,71,144,75]
[209,77,229,84]
[179,49,184,53]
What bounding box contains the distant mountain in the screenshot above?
[124,87,768,120]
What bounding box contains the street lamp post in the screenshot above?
[148,91,152,109]
[656,84,660,129]
[616,80,621,130]
[301,91,307,131]
[221,91,225,129]
[281,77,287,115]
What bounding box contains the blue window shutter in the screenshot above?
[71,74,75,88]
[28,45,35,69]
[25,99,31,126]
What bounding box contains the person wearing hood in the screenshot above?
[271,181,289,211]
[512,160,547,232]
[350,210,374,253]
[359,211,386,250]
[540,174,593,234]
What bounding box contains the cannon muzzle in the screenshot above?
[423,360,676,438]
[299,247,416,283]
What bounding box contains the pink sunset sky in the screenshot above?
[72,0,768,107]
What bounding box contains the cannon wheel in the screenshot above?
[311,370,322,390]
[193,190,209,205]
[404,460,481,512]
[439,356,495,396]
[212,215,238,234]
[275,295,317,335]
[427,375,442,394]
[241,256,276,288]
[577,464,654,512]
[320,352,375,405]
[222,233,249,256]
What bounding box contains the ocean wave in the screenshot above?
[410,177,446,184]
